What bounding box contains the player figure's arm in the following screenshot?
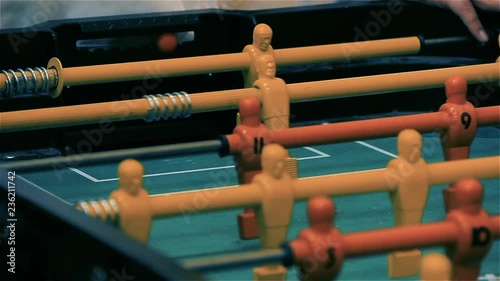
[253,79,263,90]
[386,158,402,191]
[289,229,313,262]
[439,103,461,125]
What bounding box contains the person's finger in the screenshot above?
[447,0,489,42]
[473,0,500,11]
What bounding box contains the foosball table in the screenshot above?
[0,1,499,281]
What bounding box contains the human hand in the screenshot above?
[412,0,500,42]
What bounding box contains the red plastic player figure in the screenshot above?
[439,76,478,213]
[232,97,273,240]
[445,178,493,281]
[289,196,345,281]
[439,75,478,161]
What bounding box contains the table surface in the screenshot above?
[18,122,500,281]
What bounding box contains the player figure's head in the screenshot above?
[238,97,262,127]
[420,253,452,281]
[445,76,468,104]
[454,178,483,214]
[253,23,273,52]
[261,143,288,179]
[256,54,276,79]
[307,196,336,233]
[397,129,423,163]
[118,159,144,196]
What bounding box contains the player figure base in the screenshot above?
[388,249,421,278]
[238,211,259,240]
[253,264,287,281]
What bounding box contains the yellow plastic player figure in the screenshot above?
[253,54,290,131]
[253,143,294,281]
[253,53,298,182]
[386,129,430,277]
[420,253,452,281]
[110,159,152,244]
[243,23,275,88]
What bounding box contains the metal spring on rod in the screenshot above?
[143,91,192,122]
[75,198,119,224]
[1,67,51,97]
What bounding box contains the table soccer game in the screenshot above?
[0,1,499,281]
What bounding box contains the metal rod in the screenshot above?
[179,215,500,271]
[252,106,499,151]
[182,249,286,272]
[1,61,498,132]
[0,139,222,172]
[4,106,497,171]
[0,34,484,98]
[147,156,499,218]
[0,36,423,97]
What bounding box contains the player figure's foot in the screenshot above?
[237,209,259,240]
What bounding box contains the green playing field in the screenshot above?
[19,127,500,281]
